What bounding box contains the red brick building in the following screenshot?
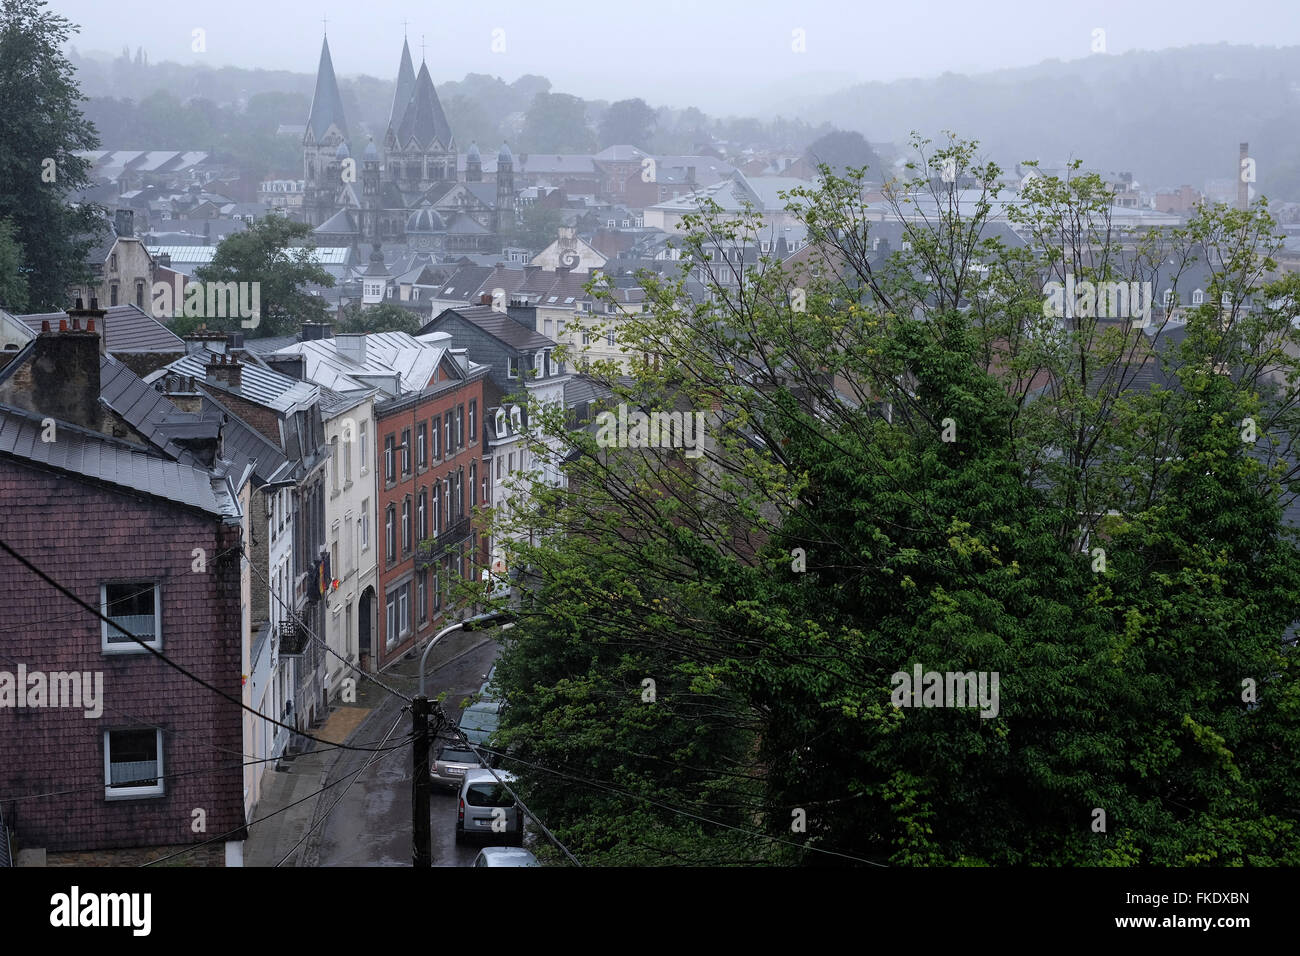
[374,357,492,668]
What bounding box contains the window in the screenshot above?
[457,405,465,449]
[607,330,615,346]
[104,728,163,799]
[135,280,145,308]
[109,253,117,272]
[384,435,395,483]
[1163,288,1174,307]
[470,463,477,507]
[417,423,427,467]
[343,430,352,483]
[544,318,553,337]
[433,481,442,535]
[386,594,397,649]
[417,568,428,623]
[468,401,477,442]
[101,582,161,653]
[431,415,441,460]
[482,474,489,504]
[433,566,442,612]
[507,356,519,379]
[1193,289,1205,305]
[386,505,396,563]
[360,422,369,474]
[444,412,453,454]
[583,327,592,345]
[361,499,370,550]
[110,283,119,307]
[402,498,411,553]
[398,584,410,636]
[330,438,340,492]
[1221,291,1232,308]
[401,429,411,475]
[496,456,503,480]
[457,469,465,519]
[417,488,428,540]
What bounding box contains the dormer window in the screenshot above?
[1163,289,1174,307]
[1192,289,1204,305]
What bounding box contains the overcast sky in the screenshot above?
[55,0,1300,113]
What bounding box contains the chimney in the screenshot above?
[336,333,367,366]
[301,321,332,341]
[1239,142,1250,210]
[686,165,696,184]
[114,208,134,238]
[264,354,305,381]
[161,372,203,413]
[479,292,493,306]
[205,351,243,391]
[25,299,106,430]
[156,252,171,269]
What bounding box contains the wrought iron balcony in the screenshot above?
[277,615,309,656]
[416,516,472,563]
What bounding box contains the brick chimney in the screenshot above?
[114,208,134,238]
[26,298,106,430]
[205,351,243,391]
[479,292,493,306]
[161,372,203,413]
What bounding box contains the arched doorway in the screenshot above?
[358,586,376,673]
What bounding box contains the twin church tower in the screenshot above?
[301,36,515,248]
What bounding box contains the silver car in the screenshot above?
[431,744,483,790]
[456,769,523,845]
[472,847,539,867]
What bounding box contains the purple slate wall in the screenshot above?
[0,457,246,854]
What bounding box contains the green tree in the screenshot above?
[489,135,1300,866]
[597,98,656,150]
[503,204,563,253]
[0,0,102,310]
[194,213,334,338]
[521,91,594,154]
[803,129,881,178]
[0,217,30,311]
[336,302,421,335]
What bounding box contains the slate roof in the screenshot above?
[273,331,447,395]
[389,38,417,134]
[425,305,555,351]
[198,392,288,484]
[146,350,319,413]
[99,355,215,462]
[16,305,184,354]
[0,402,232,515]
[316,208,359,235]
[396,61,453,150]
[305,37,349,144]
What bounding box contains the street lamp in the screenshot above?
[412,609,515,867]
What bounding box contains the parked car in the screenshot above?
[431,743,483,790]
[472,847,539,867]
[458,704,502,747]
[456,769,523,845]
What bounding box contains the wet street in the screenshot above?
[311,635,502,867]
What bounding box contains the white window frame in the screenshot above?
[103,728,164,799]
[101,582,162,654]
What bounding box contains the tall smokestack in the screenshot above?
[1239,142,1250,211]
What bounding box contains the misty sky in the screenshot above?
[55,0,1300,114]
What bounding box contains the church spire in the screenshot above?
[388,38,416,136]
[305,36,349,145]
[395,60,454,151]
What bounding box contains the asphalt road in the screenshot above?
[311,636,502,867]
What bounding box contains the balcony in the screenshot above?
[277,615,309,656]
[416,516,472,563]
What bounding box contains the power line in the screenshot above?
[0,730,415,805]
[0,536,405,754]
[242,544,414,705]
[436,716,582,866]
[480,747,889,867]
[275,708,408,867]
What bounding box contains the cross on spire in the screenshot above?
[420,34,426,60]
[322,16,328,36]
[402,18,409,37]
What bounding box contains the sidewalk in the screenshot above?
[242,627,497,867]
